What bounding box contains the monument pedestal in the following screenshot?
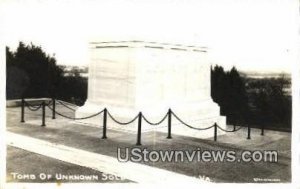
[76,41,226,138]
[76,99,226,137]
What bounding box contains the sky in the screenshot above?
[1,0,299,73]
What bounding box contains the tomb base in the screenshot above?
[75,99,226,138]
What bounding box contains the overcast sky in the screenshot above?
[1,0,299,73]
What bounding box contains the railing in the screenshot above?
[20,98,264,145]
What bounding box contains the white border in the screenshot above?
[1,1,300,189]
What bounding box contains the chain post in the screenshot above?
[21,98,25,123]
[167,109,172,139]
[247,124,251,139]
[41,101,46,127]
[136,112,142,146]
[102,108,107,139]
[233,120,236,131]
[261,124,264,136]
[52,98,56,119]
[214,122,217,141]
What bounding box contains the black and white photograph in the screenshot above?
[1,0,300,188]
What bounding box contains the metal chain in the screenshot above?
[47,105,104,120]
[26,105,42,111]
[171,111,215,130]
[142,113,168,126]
[57,100,76,111]
[32,99,245,133]
[24,101,42,108]
[217,125,243,132]
[47,101,52,106]
[24,101,43,111]
[107,110,139,125]
[233,126,243,132]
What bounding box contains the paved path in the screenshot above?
[6,131,206,184]
[6,146,130,183]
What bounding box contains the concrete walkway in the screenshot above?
[6,131,206,183]
[6,146,131,183]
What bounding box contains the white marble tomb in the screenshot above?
[75,41,226,138]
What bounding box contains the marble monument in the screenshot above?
[75,41,226,138]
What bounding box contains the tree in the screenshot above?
[252,75,291,129]
[6,42,64,98]
[211,65,249,124]
[6,42,87,105]
[227,67,249,122]
[56,72,87,105]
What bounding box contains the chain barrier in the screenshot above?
[141,112,168,126]
[233,126,243,132]
[21,98,250,140]
[47,100,52,106]
[20,98,256,145]
[217,125,243,132]
[171,110,215,130]
[57,100,76,111]
[24,101,43,111]
[47,105,104,120]
[107,110,139,125]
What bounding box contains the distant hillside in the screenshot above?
[239,71,291,79]
[242,71,291,97]
[58,65,89,78]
